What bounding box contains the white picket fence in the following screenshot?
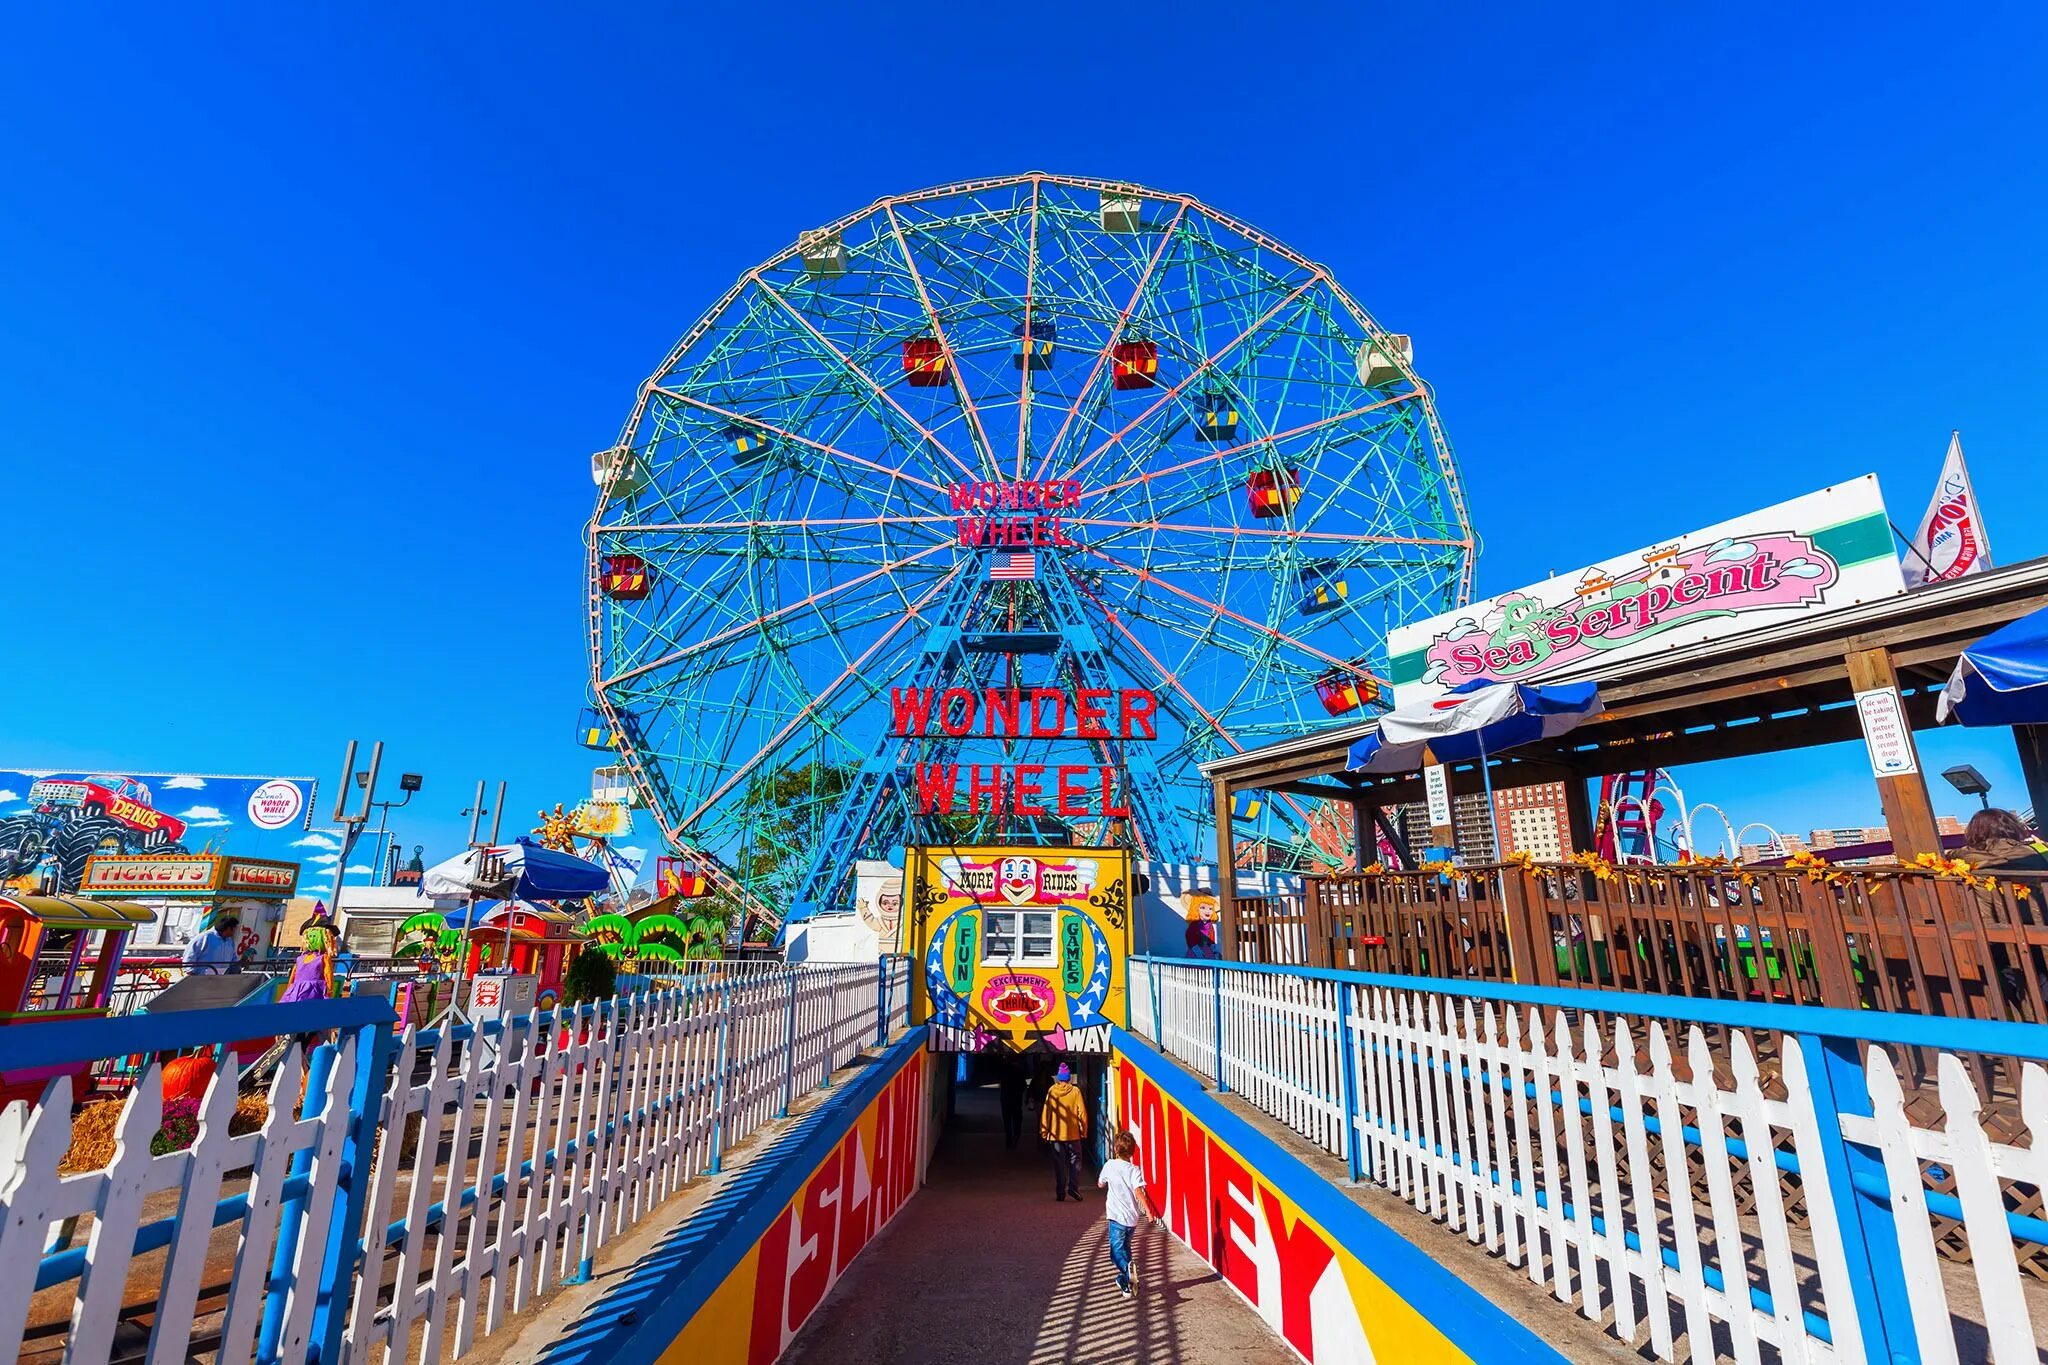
[0,958,912,1364]
[1130,957,2048,1365]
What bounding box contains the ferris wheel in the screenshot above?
[585,173,1474,930]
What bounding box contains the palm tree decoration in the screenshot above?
[580,909,725,966]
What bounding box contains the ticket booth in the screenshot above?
[76,854,302,960]
[901,846,1132,1056]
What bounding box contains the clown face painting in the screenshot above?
[997,856,1040,905]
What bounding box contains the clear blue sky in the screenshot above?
[2,4,2043,882]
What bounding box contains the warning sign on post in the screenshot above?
[1855,687,1919,777]
[1423,763,1453,829]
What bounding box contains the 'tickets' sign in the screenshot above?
[81,857,222,894]
[81,854,302,897]
[224,858,300,896]
[1389,477,1905,703]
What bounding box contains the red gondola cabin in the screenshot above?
[1248,467,1301,518]
[601,553,652,600]
[656,856,710,899]
[1111,340,1158,390]
[1314,667,1380,716]
[903,337,949,387]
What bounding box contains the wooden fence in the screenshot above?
[1232,861,2048,1023]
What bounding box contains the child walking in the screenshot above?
[1098,1132,1152,1298]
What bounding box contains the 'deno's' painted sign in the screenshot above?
[902,845,1130,1055]
[1389,476,1905,703]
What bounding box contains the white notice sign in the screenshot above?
[1423,763,1453,829]
[1855,687,1918,777]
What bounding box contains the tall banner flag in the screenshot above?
[1902,430,1992,587]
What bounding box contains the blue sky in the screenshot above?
[1,4,2043,877]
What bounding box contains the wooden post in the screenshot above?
[1563,772,1598,857]
[1797,877,1863,1010]
[1498,865,1553,987]
[1351,799,1374,870]
[1845,646,1943,860]
[2016,724,2048,832]
[1213,777,1239,961]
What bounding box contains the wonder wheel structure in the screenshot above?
[585,173,1474,931]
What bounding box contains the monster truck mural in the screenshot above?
[0,776,189,890]
[0,770,318,895]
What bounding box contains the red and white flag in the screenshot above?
[1902,430,1992,587]
[988,552,1037,581]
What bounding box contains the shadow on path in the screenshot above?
[782,1087,1292,1365]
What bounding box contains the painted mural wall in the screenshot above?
[655,1049,932,1365]
[1111,1037,1562,1365]
[0,769,320,895]
[903,844,1131,1054]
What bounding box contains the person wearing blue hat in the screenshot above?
[1039,1061,1088,1201]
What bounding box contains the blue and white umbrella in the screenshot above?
[1347,679,1604,774]
[1347,679,1603,860]
[1940,604,2048,726]
[419,837,610,901]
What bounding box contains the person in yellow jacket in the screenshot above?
[1040,1062,1088,1201]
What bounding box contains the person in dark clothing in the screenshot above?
[1956,808,2048,1010]
[998,1058,1027,1150]
[1957,808,2048,874]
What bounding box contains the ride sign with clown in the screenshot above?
[902,845,1131,1055]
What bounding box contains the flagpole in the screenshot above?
[1952,430,1992,567]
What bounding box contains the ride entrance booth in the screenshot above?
[901,846,1132,1057]
[0,893,153,1105]
[448,900,581,1010]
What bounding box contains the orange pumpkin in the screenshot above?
[161,1053,216,1102]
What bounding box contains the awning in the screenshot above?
[0,895,155,932]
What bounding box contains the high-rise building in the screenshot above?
[1494,781,1573,862]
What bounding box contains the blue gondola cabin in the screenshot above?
[1248,467,1301,518]
[1196,394,1238,443]
[577,708,622,750]
[1013,320,1055,371]
[601,553,652,600]
[1232,790,1264,821]
[725,423,772,466]
[1111,340,1158,390]
[903,337,949,387]
[1298,562,1349,615]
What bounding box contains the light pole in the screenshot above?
[359,771,424,888]
[1943,764,1993,811]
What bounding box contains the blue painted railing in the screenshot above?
[1132,954,2048,1365]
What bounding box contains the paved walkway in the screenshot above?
[783,1086,1294,1365]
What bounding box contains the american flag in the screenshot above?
[988,551,1038,581]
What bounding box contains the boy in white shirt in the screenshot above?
[1097,1131,1154,1297]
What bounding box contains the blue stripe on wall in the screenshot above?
[1112,1027,1568,1365]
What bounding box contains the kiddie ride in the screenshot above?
[0,893,154,1107]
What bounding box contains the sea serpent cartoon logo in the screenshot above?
[923,907,970,1028]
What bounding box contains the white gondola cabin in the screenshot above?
[1356,333,1413,389]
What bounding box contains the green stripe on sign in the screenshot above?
[1810,511,1894,567]
[1389,648,1429,685]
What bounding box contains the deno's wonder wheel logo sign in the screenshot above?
[247,780,305,831]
